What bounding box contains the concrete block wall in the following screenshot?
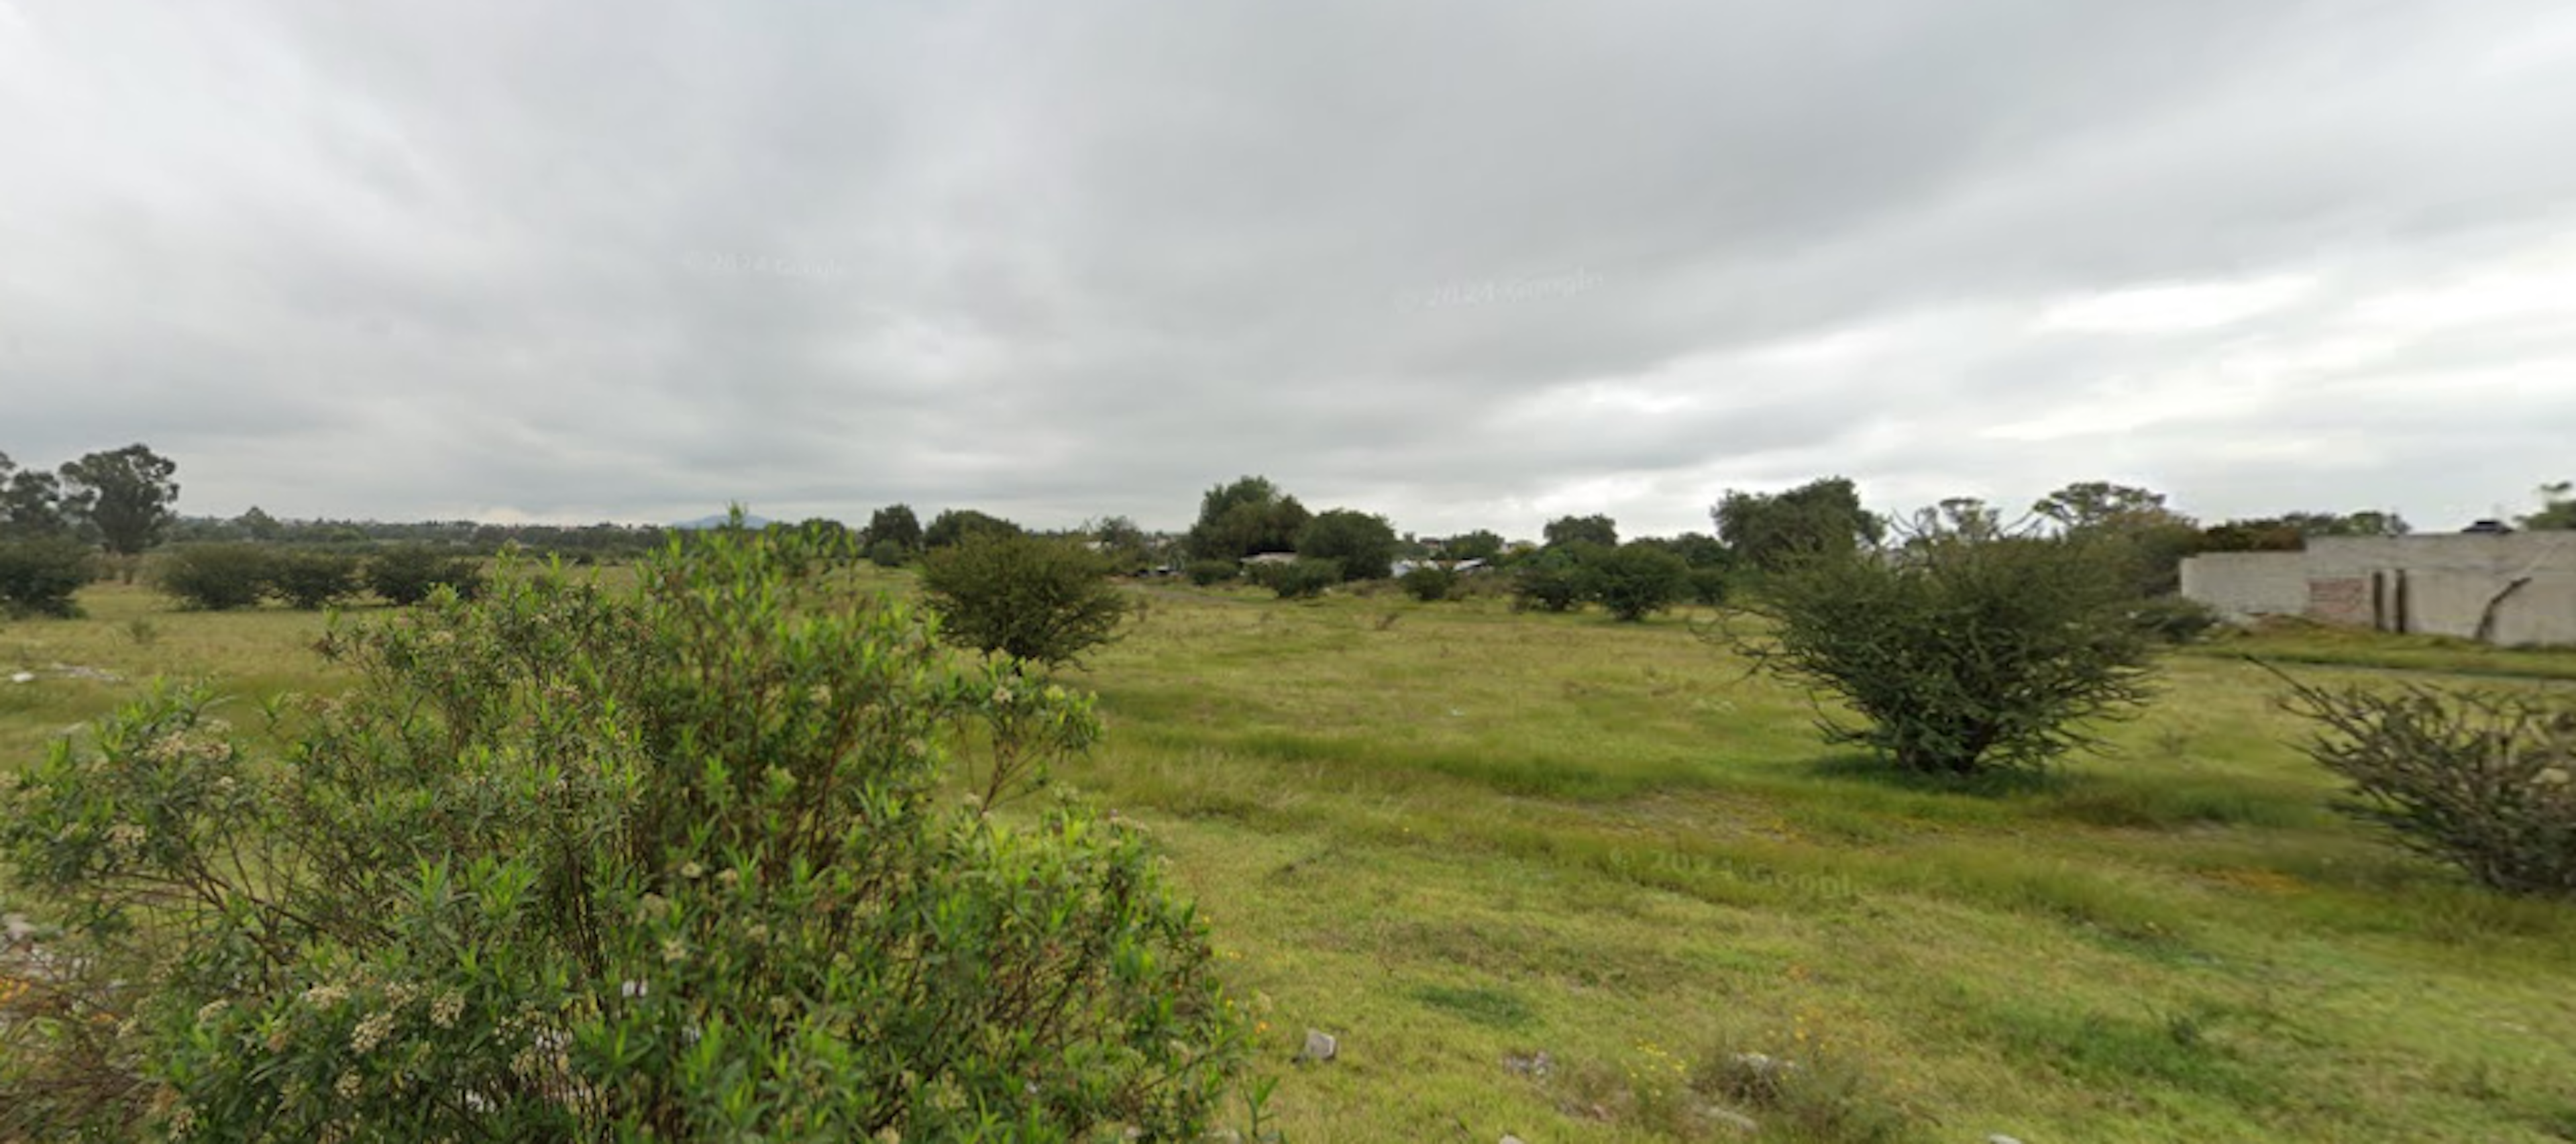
[2181,533,2576,646]
[2178,551,2308,621]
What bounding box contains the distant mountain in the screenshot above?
[672,512,773,531]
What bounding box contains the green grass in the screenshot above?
[9,577,2576,1141]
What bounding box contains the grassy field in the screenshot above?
[7,574,2576,1142]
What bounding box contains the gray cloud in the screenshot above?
[4,0,2574,537]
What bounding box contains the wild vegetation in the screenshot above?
[2,528,1242,1140]
[4,466,2575,1140]
[1729,527,2159,776]
[5,550,2574,1141]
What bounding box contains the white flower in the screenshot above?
[430,990,465,1029]
[352,1010,396,1054]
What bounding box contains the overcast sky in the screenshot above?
[5,1,2574,538]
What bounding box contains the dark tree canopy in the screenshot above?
[1712,476,1882,570]
[59,444,178,556]
[1635,531,1733,570]
[1185,476,1309,560]
[922,507,1022,550]
[1442,529,1505,562]
[1295,509,1399,582]
[865,503,924,552]
[234,506,284,542]
[2200,510,2412,553]
[1542,514,1619,549]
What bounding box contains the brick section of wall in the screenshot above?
[2307,576,2373,627]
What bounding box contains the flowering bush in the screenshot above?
[1,522,1246,1140]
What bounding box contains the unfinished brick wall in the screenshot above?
[2307,576,2373,627]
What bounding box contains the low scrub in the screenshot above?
[1399,564,1458,602]
[1727,530,2157,776]
[1249,558,1340,600]
[1590,542,1690,622]
[270,550,362,610]
[0,537,93,619]
[2279,674,2576,896]
[365,544,486,605]
[1511,545,1596,613]
[153,543,276,610]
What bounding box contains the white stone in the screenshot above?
[1301,1029,1338,1062]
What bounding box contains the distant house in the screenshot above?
[2180,530,2576,645]
[1240,552,1300,568]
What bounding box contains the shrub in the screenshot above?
[0,537,93,619]
[1185,560,1238,586]
[1249,558,1341,600]
[1590,542,1690,622]
[920,532,1132,668]
[269,550,362,610]
[366,544,486,605]
[154,543,276,610]
[1511,545,1595,613]
[0,526,1246,1140]
[1399,564,1458,602]
[864,537,908,568]
[1676,567,1725,607]
[1727,531,2157,776]
[2277,676,2576,896]
[2128,595,2222,644]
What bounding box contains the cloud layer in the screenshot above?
[5,1,2574,536]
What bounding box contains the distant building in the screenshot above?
[2180,531,2576,645]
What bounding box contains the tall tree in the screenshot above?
[1,452,75,539]
[2031,480,2198,595]
[1185,476,1309,560]
[1712,476,1882,570]
[235,505,285,542]
[1542,514,1619,549]
[59,444,178,557]
[2031,480,2174,533]
[1087,515,1151,572]
[865,503,924,552]
[1295,509,1399,581]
